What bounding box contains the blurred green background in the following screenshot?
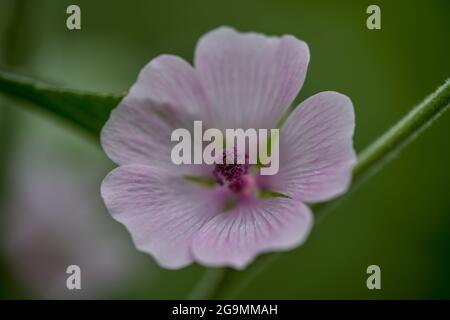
[0,0,449,299]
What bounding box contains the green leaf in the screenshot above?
[0,69,123,138]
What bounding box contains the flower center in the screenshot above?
[213,149,253,194]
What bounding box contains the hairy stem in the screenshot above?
[188,79,450,299]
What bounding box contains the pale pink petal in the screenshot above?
[101,55,207,171]
[129,54,207,114]
[101,165,226,269]
[194,26,310,130]
[264,91,356,203]
[192,197,313,269]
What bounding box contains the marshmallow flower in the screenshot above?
[101,27,356,269]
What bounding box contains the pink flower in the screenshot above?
[101,27,356,269]
[3,124,138,298]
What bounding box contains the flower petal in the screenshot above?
[101,55,207,170]
[194,26,310,130]
[265,91,356,203]
[101,165,226,269]
[192,197,313,269]
[129,54,206,114]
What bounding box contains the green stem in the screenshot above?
[189,79,450,300]
[187,268,228,300]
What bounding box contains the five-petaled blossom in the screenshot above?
[101,27,356,269]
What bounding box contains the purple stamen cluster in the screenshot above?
[213,149,250,193]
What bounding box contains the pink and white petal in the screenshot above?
[101,54,208,170]
[101,96,211,176]
[101,165,226,269]
[194,26,310,130]
[192,197,313,269]
[264,91,356,203]
[129,54,208,115]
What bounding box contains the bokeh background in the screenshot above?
[0,0,449,299]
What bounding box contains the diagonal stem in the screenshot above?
[188,79,450,300]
